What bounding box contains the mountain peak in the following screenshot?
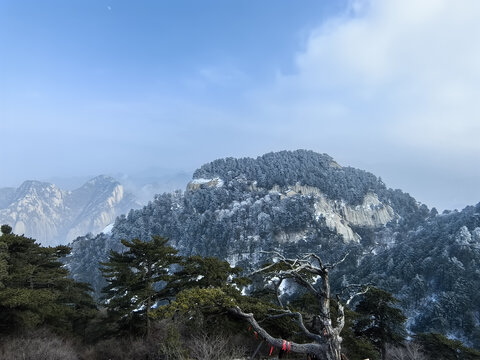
[0,176,138,245]
[84,175,120,187]
[17,179,57,191]
[193,149,383,205]
[14,180,64,201]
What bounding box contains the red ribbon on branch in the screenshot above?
[270,340,291,356]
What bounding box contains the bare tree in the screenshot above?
[188,333,245,360]
[385,342,425,360]
[229,252,368,360]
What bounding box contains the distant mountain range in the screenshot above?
[0,176,139,246]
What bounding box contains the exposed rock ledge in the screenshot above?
[281,184,396,242]
[187,177,224,191]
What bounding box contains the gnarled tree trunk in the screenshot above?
[230,252,368,360]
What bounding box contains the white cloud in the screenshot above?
[256,0,480,155]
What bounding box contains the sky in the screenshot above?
[2,0,480,211]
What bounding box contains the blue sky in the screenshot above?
[2,0,480,211]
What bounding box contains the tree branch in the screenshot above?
[272,277,284,308]
[229,306,325,355]
[333,286,372,336]
[325,252,350,269]
[345,285,371,306]
[234,251,369,359]
[262,309,324,343]
[249,261,280,276]
[302,253,325,269]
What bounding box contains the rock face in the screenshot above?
[186,177,224,191]
[315,192,396,242]
[0,176,139,246]
[275,183,397,242]
[183,180,396,244]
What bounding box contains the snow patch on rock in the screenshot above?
[187,177,224,191]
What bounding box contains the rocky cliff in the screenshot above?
[0,176,139,246]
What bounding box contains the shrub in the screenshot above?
[0,329,78,360]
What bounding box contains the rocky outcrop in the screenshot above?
[276,183,396,242]
[66,179,132,241]
[187,179,397,243]
[0,181,68,244]
[313,192,396,242]
[186,177,224,191]
[0,176,139,246]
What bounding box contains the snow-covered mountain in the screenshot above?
[62,150,480,347]
[0,175,139,246]
[66,150,428,292]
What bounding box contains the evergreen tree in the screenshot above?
[170,255,248,290]
[0,227,8,288]
[100,236,180,338]
[0,225,96,335]
[354,287,407,358]
[414,333,480,360]
[154,255,252,335]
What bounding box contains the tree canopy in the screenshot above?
[0,225,96,335]
[354,287,407,358]
[100,236,181,337]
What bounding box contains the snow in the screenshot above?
[191,178,213,184]
[279,278,296,296]
[102,223,114,234]
[133,304,146,313]
[191,177,224,187]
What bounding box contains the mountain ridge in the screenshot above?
[0,175,140,246]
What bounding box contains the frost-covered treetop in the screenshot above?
[193,149,385,205]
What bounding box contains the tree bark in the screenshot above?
[229,306,342,360]
[238,252,366,360]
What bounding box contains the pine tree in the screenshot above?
[100,236,180,338]
[0,227,8,288]
[0,225,97,335]
[414,333,480,360]
[354,287,407,359]
[170,255,248,291]
[152,255,253,337]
